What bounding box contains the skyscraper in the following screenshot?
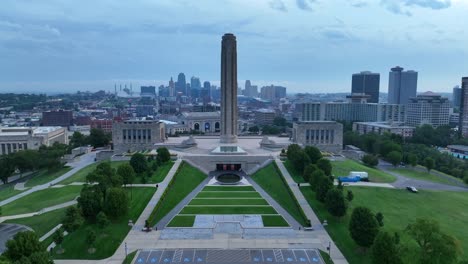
[191,76,201,90]
[459,77,468,138]
[169,77,175,97]
[176,73,186,95]
[220,33,238,143]
[453,85,462,109]
[244,80,258,97]
[388,66,418,105]
[202,81,211,103]
[352,71,380,103]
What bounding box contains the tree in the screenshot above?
[387,151,402,167]
[464,175,468,185]
[77,185,103,221]
[88,128,110,148]
[104,187,128,218]
[117,163,136,186]
[62,206,83,233]
[130,153,147,174]
[309,169,326,191]
[304,146,322,164]
[87,162,122,193]
[248,126,259,133]
[371,231,402,264]
[346,190,354,202]
[291,150,311,175]
[325,188,348,218]
[407,153,418,168]
[315,176,333,203]
[273,116,287,127]
[424,157,435,172]
[86,230,97,249]
[287,144,302,161]
[13,150,39,174]
[0,155,15,184]
[52,228,64,253]
[406,218,461,264]
[156,147,171,164]
[349,207,379,249]
[303,164,319,182]
[69,131,88,149]
[362,154,378,167]
[3,231,51,263]
[375,212,384,227]
[317,158,332,176]
[96,211,110,229]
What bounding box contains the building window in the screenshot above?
[24,143,28,150]
[123,129,127,140]
[148,129,151,140]
[1,144,5,154]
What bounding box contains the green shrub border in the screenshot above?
[273,162,311,227]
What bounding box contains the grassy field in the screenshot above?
[300,186,468,264]
[391,167,465,187]
[1,185,82,216]
[123,251,137,264]
[0,185,23,202]
[4,207,68,237]
[202,186,255,191]
[332,159,396,183]
[25,167,72,188]
[180,206,277,215]
[189,199,268,206]
[196,192,262,198]
[283,160,306,183]
[261,215,289,227]
[251,163,309,226]
[167,216,196,227]
[53,187,155,259]
[149,162,207,225]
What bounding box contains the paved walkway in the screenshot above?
[300,182,394,189]
[0,200,77,223]
[275,159,348,264]
[0,152,96,207]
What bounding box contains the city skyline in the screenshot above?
[1,0,467,93]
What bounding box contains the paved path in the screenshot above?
[40,224,62,242]
[0,152,96,207]
[300,182,394,189]
[0,199,77,223]
[275,159,348,264]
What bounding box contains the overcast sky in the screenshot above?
[0,0,467,94]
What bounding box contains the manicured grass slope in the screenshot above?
[251,163,308,226]
[283,160,306,183]
[180,206,277,215]
[301,186,468,264]
[54,187,155,260]
[261,215,289,227]
[202,186,255,191]
[25,167,72,187]
[391,167,465,187]
[167,216,196,227]
[151,162,207,225]
[189,199,268,206]
[196,192,261,198]
[4,207,68,237]
[332,159,396,183]
[1,185,82,216]
[0,185,23,202]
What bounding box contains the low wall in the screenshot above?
[183,155,273,175]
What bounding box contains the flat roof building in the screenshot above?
[0,126,67,155]
[406,92,450,128]
[292,121,343,153]
[353,121,415,138]
[112,119,166,154]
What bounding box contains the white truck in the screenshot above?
[349,171,368,179]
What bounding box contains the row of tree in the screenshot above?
[69,129,111,149]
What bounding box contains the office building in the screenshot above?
[292,121,343,153]
[453,86,462,109]
[42,110,73,127]
[140,86,156,97]
[406,92,450,127]
[352,71,380,103]
[244,80,258,97]
[112,119,166,154]
[254,109,276,126]
[169,77,175,97]
[90,119,113,133]
[0,126,67,155]
[176,73,187,95]
[388,66,418,105]
[201,81,211,103]
[136,105,155,117]
[191,77,201,90]
[260,85,286,102]
[460,77,468,137]
[353,122,415,138]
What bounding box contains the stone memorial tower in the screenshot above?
[220,33,238,143]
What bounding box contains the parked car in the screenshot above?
[406,186,418,193]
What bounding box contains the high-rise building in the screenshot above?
[460,78,468,137]
[176,73,186,95]
[191,76,201,90]
[244,80,258,97]
[352,71,380,103]
[169,77,175,97]
[220,33,238,143]
[42,110,73,127]
[388,66,418,105]
[201,81,211,103]
[140,86,156,98]
[260,85,286,101]
[453,85,462,109]
[406,92,450,128]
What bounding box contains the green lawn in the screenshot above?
[133,161,174,184]
[202,186,255,191]
[283,159,306,183]
[4,207,68,238]
[320,250,334,264]
[391,167,466,187]
[196,192,261,198]
[167,215,196,227]
[261,215,289,227]
[58,161,127,185]
[0,185,23,202]
[149,162,206,225]
[189,198,268,206]
[300,186,468,264]
[123,251,137,264]
[1,186,82,216]
[251,163,309,226]
[180,206,277,215]
[54,187,155,260]
[332,159,396,183]
[25,167,72,188]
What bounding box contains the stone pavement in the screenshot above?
[275,159,348,264]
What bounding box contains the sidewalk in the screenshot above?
[275,159,348,264]
[0,200,77,223]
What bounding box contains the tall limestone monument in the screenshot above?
[220,33,238,143]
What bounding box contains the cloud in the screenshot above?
[351,1,369,8]
[296,0,316,11]
[269,0,288,12]
[380,0,451,15]
[321,29,356,42]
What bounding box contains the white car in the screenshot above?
[406,186,418,193]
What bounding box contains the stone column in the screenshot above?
[220,33,238,143]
